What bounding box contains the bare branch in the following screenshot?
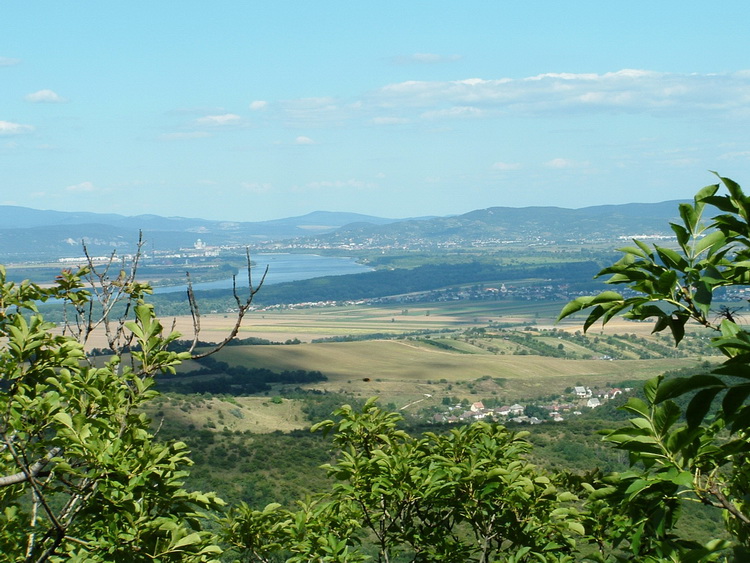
[189,248,267,360]
[709,482,750,529]
[187,272,201,355]
[77,232,145,354]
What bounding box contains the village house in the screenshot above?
[470,401,485,412]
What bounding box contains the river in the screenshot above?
[153,253,372,294]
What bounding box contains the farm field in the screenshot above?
[150,298,720,414]
[159,299,663,344]
[187,339,704,410]
[70,297,683,351]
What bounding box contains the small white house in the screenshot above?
[470,401,485,412]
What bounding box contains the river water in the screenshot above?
[153,253,372,294]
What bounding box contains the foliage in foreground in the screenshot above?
[0,266,224,561]
[224,398,582,562]
[560,173,750,560]
[0,245,262,562]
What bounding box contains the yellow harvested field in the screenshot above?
[65,300,679,350]
[211,340,694,381]
[202,340,702,406]
[73,305,478,348]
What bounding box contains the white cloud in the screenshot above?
[65,181,97,192]
[371,116,410,125]
[196,113,241,126]
[391,53,462,65]
[544,158,589,169]
[664,158,699,168]
[0,121,33,135]
[299,179,375,191]
[491,161,522,171]
[373,70,750,118]
[295,136,314,145]
[25,89,67,103]
[249,100,268,110]
[241,182,272,193]
[719,151,750,160]
[0,57,20,66]
[269,69,750,129]
[280,97,356,126]
[160,131,211,140]
[420,106,484,119]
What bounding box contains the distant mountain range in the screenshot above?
[0,201,684,262]
[0,208,407,261]
[307,201,685,248]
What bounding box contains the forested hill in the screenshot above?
[0,207,403,260]
[299,200,684,247]
[0,200,684,261]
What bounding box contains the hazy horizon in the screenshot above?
[0,197,689,224]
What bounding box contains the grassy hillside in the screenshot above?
[176,338,705,409]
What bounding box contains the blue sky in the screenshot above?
[3,1,750,221]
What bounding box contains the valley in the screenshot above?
[2,198,740,556]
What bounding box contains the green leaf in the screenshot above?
[616,245,651,259]
[53,411,73,429]
[678,202,698,232]
[654,245,688,270]
[624,478,653,499]
[633,238,653,257]
[622,397,650,418]
[691,280,712,316]
[124,320,144,340]
[643,377,660,404]
[654,375,725,403]
[669,470,694,487]
[722,384,750,418]
[653,401,680,435]
[694,230,726,255]
[729,404,750,433]
[686,388,723,428]
[171,532,202,550]
[655,269,678,294]
[557,291,623,322]
[567,521,585,535]
[694,182,720,204]
[583,302,624,332]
